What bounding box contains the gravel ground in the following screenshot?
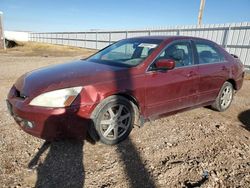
[0,46,250,188]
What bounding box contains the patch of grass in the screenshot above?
[0,42,96,58]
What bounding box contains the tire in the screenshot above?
[211,81,234,112]
[91,96,138,145]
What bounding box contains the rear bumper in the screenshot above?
[7,96,94,140]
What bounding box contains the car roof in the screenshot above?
[130,35,210,42]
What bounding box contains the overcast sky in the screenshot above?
[1,0,250,32]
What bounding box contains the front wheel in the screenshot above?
[91,96,137,145]
[211,81,234,112]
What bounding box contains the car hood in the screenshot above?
[14,60,128,98]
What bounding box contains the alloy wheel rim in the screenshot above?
[100,104,131,140]
[220,86,233,109]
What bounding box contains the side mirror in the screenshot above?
[155,59,175,70]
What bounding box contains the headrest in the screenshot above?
[172,49,185,60]
[200,51,213,58]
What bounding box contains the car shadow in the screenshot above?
[116,137,156,188]
[28,95,97,188]
[238,109,250,131]
[29,140,85,188]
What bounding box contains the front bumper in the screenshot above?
[7,88,94,140]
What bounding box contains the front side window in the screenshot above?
[151,41,193,69]
[195,41,225,64]
[88,39,162,67]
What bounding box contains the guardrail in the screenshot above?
[29,22,250,67]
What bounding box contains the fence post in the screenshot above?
[57,33,59,44]
[126,31,128,39]
[109,32,111,44]
[96,32,98,49]
[84,32,86,48]
[176,29,180,36]
[222,26,231,48]
[148,30,151,36]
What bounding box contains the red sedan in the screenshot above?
[7,36,244,145]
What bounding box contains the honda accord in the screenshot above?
[7,36,244,145]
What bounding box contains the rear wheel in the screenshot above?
[211,81,234,112]
[91,96,137,145]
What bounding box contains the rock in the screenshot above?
[166,142,173,147]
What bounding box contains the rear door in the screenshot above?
[145,40,199,117]
[193,40,229,104]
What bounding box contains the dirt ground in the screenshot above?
[0,43,250,188]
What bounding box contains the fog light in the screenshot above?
[13,115,35,129]
[24,121,34,129]
[19,119,34,129]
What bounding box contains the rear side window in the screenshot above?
[195,41,225,64]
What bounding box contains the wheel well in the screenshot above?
[227,79,237,90]
[115,93,140,109]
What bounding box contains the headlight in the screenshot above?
[29,87,82,107]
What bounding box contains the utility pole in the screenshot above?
[197,0,206,26]
[0,11,5,49]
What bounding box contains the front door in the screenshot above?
[145,40,199,117]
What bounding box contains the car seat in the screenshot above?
[199,50,213,64]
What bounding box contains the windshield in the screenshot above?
[87,38,163,67]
